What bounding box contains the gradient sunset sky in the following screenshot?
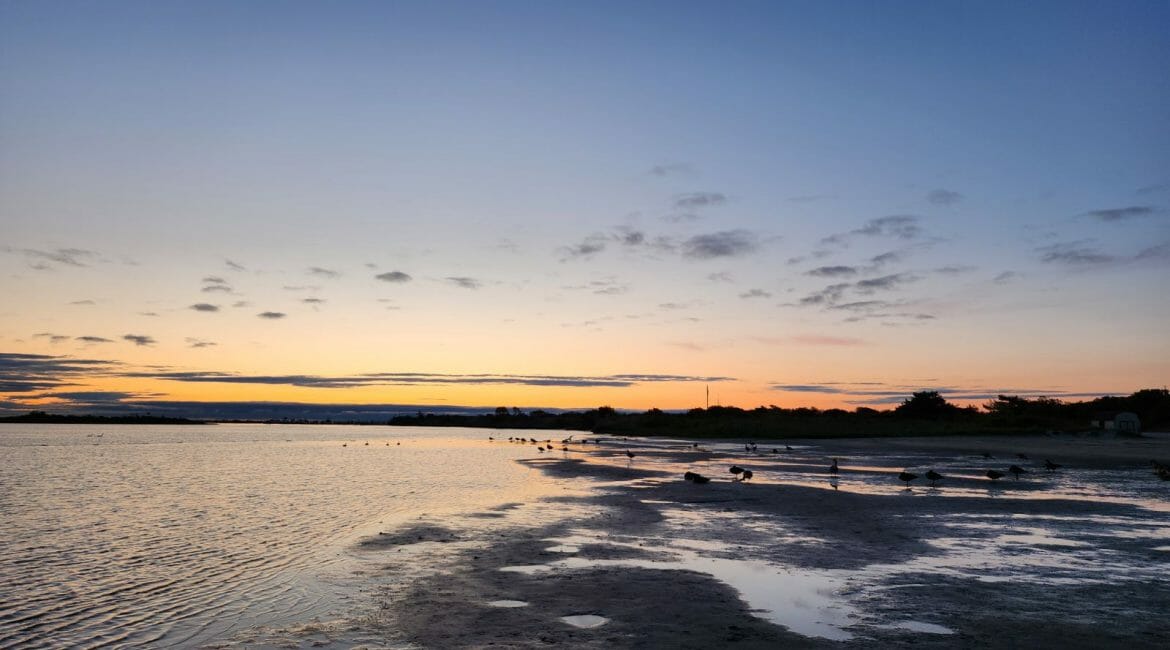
[2,1,1168,416]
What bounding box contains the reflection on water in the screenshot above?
[0,424,563,649]
[520,532,857,641]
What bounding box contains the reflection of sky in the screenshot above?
[2,1,1168,413]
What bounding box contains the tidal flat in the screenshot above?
[254,431,1170,649]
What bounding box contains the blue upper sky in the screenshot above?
[1,1,1167,414]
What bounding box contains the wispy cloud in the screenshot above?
[203,276,228,285]
[739,288,772,299]
[1036,241,1116,265]
[682,230,758,259]
[76,336,113,344]
[446,276,482,290]
[225,259,246,271]
[649,162,693,177]
[822,215,922,246]
[927,189,963,206]
[69,299,96,306]
[1083,205,1156,222]
[767,381,1121,405]
[2,246,101,270]
[806,265,858,278]
[561,235,608,260]
[123,334,156,346]
[673,192,727,210]
[186,338,216,348]
[257,312,287,319]
[190,303,220,312]
[202,285,232,293]
[308,266,340,279]
[375,271,412,283]
[131,370,735,389]
[0,352,120,393]
[302,297,326,305]
[854,273,920,293]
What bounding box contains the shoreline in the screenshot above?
[233,431,1170,648]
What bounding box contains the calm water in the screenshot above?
[0,423,562,648]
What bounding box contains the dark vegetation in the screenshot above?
[389,389,1170,439]
[0,411,206,425]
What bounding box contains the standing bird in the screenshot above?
[829,459,839,475]
[729,465,745,480]
[741,469,754,481]
[1008,464,1028,480]
[692,474,711,484]
[684,471,698,481]
[986,469,1005,481]
[898,471,918,488]
[925,469,944,486]
[1044,459,1062,471]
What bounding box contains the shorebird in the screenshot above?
[1008,464,1028,479]
[986,469,1005,481]
[925,469,944,486]
[729,465,745,480]
[692,474,711,484]
[684,471,698,481]
[898,471,918,488]
[1044,459,1062,471]
[741,469,754,481]
[829,459,839,475]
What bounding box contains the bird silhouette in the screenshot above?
[925,469,944,486]
[626,450,636,459]
[898,471,918,488]
[1008,464,1028,479]
[692,474,711,484]
[986,469,1005,481]
[829,458,839,475]
[741,469,754,481]
[1044,459,1062,471]
[729,465,745,480]
[683,471,698,481]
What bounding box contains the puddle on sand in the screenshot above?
[487,600,529,608]
[560,614,609,628]
[499,565,553,575]
[878,621,955,635]
[523,533,857,641]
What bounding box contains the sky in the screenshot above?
[2,0,1168,418]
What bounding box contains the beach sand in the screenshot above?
[237,432,1170,649]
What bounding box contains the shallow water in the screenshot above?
[0,424,563,648]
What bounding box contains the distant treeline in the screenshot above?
[389,389,1170,438]
[0,411,207,425]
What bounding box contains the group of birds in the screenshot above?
[681,465,754,484]
[890,454,1063,489]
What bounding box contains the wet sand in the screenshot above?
[243,432,1170,649]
